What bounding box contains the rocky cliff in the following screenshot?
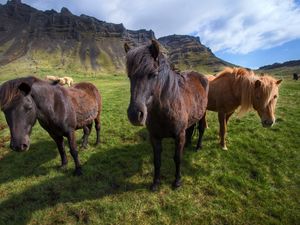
[159,35,232,73]
[0,0,231,74]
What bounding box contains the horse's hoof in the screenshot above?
[80,144,88,150]
[58,164,68,170]
[74,168,83,176]
[150,182,160,192]
[222,146,228,151]
[195,145,202,152]
[172,180,181,189]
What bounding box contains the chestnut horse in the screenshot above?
[125,40,208,190]
[198,67,282,150]
[0,76,101,175]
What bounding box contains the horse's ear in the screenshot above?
[18,82,31,96]
[255,79,261,88]
[149,39,160,59]
[124,43,131,53]
[276,79,282,85]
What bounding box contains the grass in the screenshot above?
[0,72,299,225]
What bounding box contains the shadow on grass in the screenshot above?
[0,128,208,225]
[0,140,57,184]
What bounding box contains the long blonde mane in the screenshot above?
[215,67,278,116]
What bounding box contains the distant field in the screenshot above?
[0,72,299,225]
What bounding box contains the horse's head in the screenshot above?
[252,76,282,127]
[124,40,160,126]
[0,78,37,151]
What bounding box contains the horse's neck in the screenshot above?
[233,75,255,114]
[31,83,62,120]
[155,69,181,106]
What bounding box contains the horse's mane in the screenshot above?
[215,67,277,116]
[0,76,37,111]
[126,44,181,102]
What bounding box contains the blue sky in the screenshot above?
[1,0,300,69]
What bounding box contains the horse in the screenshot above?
[45,76,74,87]
[197,67,282,150]
[0,76,102,175]
[124,40,208,191]
[62,76,74,87]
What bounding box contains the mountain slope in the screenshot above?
[0,0,232,75]
[257,60,300,77]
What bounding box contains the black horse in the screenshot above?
[124,40,208,190]
[293,73,298,80]
[0,76,102,175]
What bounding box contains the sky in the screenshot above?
[1,0,300,69]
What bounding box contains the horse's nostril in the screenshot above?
[21,143,28,151]
[138,111,144,121]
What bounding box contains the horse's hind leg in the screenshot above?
[196,114,206,151]
[67,131,82,176]
[94,117,101,145]
[173,131,185,189]
[81,123,92,149]
[218,112,227,150]
[185,124,195,148]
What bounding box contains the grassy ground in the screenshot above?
[0,72,299,225]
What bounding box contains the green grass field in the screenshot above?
[0,72,299,225]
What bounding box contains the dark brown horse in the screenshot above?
[0,76,101,175]
[124,40,208,190]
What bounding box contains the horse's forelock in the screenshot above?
[0,80,21,111]
[259,75,279,107]
[0,76,38,111]
[126,45,159,78]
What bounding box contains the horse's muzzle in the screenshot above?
[10,138,30,152]
[262,119,274,128]
[127,103,147,126]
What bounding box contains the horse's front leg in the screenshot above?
[67,131,82,176]
[185,124,195,148]
[150,135,162,191]
[218,112,227,150]
[50,134,68,168]
[173,131,185,188]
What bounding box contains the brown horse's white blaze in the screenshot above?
[202,67,282,150]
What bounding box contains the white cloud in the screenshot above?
[1,0,300,54]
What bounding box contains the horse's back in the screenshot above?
[68,82,101,128]
[185,71,209,94]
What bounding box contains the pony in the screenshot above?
[124,40,208,191]
[198,67,282,150]
[45,75,60,82]
[0,76,101,175]
[61,76,74,87]
[45,76,74,87]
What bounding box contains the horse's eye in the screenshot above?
[274,95,277,99]
[24,105,32,111]
[148,73,157,79]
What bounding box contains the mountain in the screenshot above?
[258,60,300,77]
[158,35,233,73]
[0,0,231,74]
[259,60,300,70]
